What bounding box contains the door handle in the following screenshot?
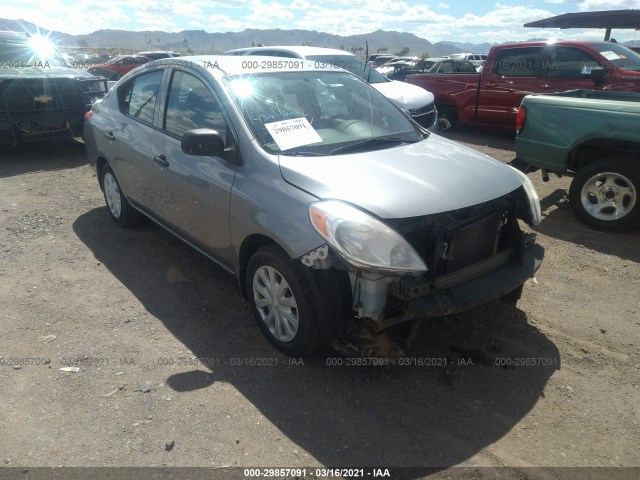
[539,84,553,89]
[104,131,115,141]
[153,155,169,168]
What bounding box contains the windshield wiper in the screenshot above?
[281,150,327,156]
[330,137,415,155]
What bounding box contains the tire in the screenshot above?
[247,245,324,357]
[569,159,640,232]
[99,163,141,227]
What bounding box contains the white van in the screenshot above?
[225,46,437,130]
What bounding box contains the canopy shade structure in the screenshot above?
[524,9,640,41]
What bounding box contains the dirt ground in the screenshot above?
[0,130,639,479]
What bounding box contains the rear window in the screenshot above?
[494,47,540,76]
[119,69,163,125]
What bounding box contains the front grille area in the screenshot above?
[0,79,84,112]
[409,102,437,129]
[385,189,529,282]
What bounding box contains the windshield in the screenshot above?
[225,71,422,156]
[592,43,640,72]
[0,34,68,68]
[306,54,389,84]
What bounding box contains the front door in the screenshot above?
[148,69,238,261]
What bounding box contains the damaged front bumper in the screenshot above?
[402,239,543,318]
[350,233,543,332]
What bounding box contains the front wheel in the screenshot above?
[246,245,323,357]
[569,159,640,232]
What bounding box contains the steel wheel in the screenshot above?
[103,171,122,219]
[579,171,636,222]
[570,159,640,232]
[246,245,327,356]
[252,265,299,342]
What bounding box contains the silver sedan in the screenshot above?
[83,56,543,356]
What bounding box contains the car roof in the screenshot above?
[224,45,358,58]
[144,55,343,78]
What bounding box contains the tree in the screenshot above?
[394,47,410,56]
[377,47,388,53]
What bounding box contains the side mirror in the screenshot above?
[581,67,606,84]
[181,128,225,156]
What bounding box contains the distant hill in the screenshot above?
[0,18,464,57]
[439,41,496,55]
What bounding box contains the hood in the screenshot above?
[0,66,97,80]
[279,133,523,219]
[371,80,435,111]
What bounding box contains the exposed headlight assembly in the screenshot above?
[308,200,427,275]
[508,166,542,226]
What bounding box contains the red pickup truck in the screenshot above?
[406,41,640,129]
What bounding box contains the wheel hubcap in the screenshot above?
[252,266,299,342]
[103,172,122,219]
[580,171,636,221]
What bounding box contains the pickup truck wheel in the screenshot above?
[569,160,640,232]
[100,164,141,227]
[247,245,323,357]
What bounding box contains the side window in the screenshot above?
[119,69,163,125]
[494,48,540,76]
[163,71,228,141]
[545,47,598,78]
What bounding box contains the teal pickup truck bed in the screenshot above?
[515,89,640,232]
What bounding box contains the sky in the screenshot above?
[5,0,640,44]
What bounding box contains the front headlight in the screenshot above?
[508,166,542,226]
[308,200,427,275]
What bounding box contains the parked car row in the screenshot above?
[7,33,639,358]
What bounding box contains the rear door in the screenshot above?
[105,68,165,208]
[477,47,542,127]
[148,67,239,260]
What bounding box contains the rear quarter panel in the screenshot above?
[515,94,640,171]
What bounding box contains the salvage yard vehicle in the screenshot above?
[406,41,640,129]
[224,46,438,130]
[0,30,108,147]
[83,56,544,356]
[86,54,153,81]
[514,90,640,232]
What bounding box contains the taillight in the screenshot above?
[516,106,526,134]
[83,111,93,123]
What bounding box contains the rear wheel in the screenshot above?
[569,159,640,232]
[100,164,141,227]
[247,245,323,357]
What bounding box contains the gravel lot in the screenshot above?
[0,131,639,479]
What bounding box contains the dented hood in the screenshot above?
[279,133,523,219]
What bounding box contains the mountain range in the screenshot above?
[2,18,638,59]
[0,18,474,57]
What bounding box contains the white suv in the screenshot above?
[225,46,437,130]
